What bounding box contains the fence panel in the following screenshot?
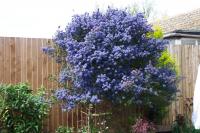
[0,37,199,131]
[0,37,87,133]
[162,44,199,125]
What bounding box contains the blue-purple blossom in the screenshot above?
[58,68,73,84]
[42,47,55,57]
[90,95,101,103]
[43,8,177,110]
[55,88,68,100]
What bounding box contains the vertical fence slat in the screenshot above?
[10,37,15,83]
[15,38,22,83]
[27,38,32,84]
[4,38,10,83]
[0,37,4,82]
[37,38,43,89]
[32,38,38,90]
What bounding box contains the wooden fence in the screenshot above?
[0,37,198,132]
[0,37,88,133]
[163,44,199,125]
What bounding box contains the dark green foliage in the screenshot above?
[56,126,73,133]
[78,126,101,133]
[0,83,50,133]
[55,126,104,133]
[172,114,200,133]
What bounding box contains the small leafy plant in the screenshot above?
[56,126,73,133]
[55,126,102,133]
[0,83,50,133]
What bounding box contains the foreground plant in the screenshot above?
[44,7,177,109]
[56,126,73,133]
[43,8,178,132]
[0,83,50,133]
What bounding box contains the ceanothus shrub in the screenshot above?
[43,8,177,110]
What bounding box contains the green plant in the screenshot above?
[157,50,179,75]
[56,126,73,133]
[43,8,177,111]
[147,25,163,39]
[78,126,100,133]
[150,26,179,74]
[145,25,179,123]
[172,114,194,133]
[0,83,50,133]
[44,9,178,132]
[80,104,110,133]
[55,126,103,133]
[172,98,200,133]
[55,104,110,133]
[152,25,164,39]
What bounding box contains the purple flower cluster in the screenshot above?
[42,46,55,57]
[58,68,74,84]
[43,8,177,110]
[119,63,177,106]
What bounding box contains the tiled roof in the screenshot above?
[153,9,200,33]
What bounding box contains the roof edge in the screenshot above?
[164,30,200,39]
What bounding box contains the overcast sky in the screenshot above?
[0,0,200,38]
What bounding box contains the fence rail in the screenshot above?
[0,37,198,132]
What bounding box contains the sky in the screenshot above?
[0,0,200,38]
